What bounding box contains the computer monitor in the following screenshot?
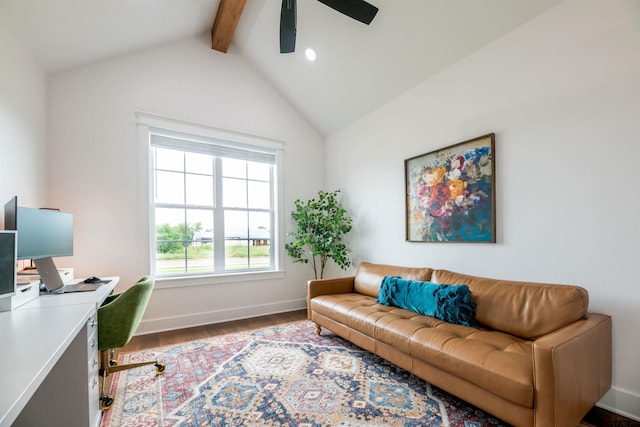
[0,230,17,306]
[4,196,74,260]
[4,197,73,290]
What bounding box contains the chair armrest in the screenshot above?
[306,276,355,318]
[532,313,612,427]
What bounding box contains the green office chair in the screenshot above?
[98,276,165,410]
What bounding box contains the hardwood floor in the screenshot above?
[583,408,640,427]
[115,310,636,427]
[117,309,308,353]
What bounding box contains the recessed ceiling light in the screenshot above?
[305,48,317,62]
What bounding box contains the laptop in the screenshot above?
[34,257,105,294]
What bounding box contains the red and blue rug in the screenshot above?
[100,320,590,426]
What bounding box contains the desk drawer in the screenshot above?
[86,309,101,426]
[86,310,99,370]
[87,310,98,337]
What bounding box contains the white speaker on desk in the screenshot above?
[9,277,40,309]
[57,267,74,284]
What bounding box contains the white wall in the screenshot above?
[11,0,639,419]
[0,9,48,213]
[325,0,640,420]
[47,35,325,333]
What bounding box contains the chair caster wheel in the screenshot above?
[100,395,114,410]
[155,363,166,375]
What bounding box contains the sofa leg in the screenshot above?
[314,322,322,336]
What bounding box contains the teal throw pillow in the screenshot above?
[377,276,477,327]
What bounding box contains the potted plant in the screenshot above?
[285,189,353,279]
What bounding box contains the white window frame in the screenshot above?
[137,112,285,288]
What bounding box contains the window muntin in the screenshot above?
[150,131,277,278]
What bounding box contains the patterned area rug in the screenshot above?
[101,320,592,427]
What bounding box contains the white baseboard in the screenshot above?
[597,386,640,422]
[136,298,307,335]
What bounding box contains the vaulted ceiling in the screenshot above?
[2,0,563,135]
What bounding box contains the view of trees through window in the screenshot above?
[154,221,271,275]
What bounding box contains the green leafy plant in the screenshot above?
[285,189,353,279]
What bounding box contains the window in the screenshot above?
[141,116,283,278]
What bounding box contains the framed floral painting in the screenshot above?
[405,133,496,243]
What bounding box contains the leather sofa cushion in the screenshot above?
[432,270,589,339]
[354,262,433,298]
[310,293,534,408]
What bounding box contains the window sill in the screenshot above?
[154,270,285,289]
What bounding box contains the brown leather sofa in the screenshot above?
[307,262,612,427]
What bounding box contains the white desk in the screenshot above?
[0,277,118,427]
[21,277,118,309]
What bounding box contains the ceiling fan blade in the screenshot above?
[280,0,296,53]
[317,0,378,25]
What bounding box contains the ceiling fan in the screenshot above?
[280,0,379,54]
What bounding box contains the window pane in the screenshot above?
[186,209,214,272]
[249,245,271,268]
[248,181,270,209]
[248,211,271,268]
[223,177,247,208]
[249,211,270,240]
[155,208,187,239]
[248,162,270,181]
[187,244,213,274]
[222,158,246,179]
[225,210,249,271]
[155,207,188,276]
[186,209,214,241]
[155,171,184,204]
[155,147,184,172]
[155,244,186,276]
[186,173,213,206]
[225,210,248,239]
[225,240,249,270]
[185,152,213,175]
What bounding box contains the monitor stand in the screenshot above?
[33,257,65,293]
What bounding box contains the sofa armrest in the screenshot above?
[532,313,612,427]
[306,276,355,318]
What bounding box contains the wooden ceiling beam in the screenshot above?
[211,0,246,53]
